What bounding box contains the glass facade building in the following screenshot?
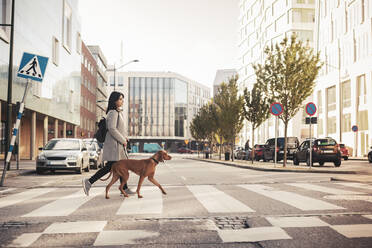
[106,71,211,152]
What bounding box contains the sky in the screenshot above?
[78,0,239,88]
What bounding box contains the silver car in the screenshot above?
[36,138,90,174]
[83,139,102,169]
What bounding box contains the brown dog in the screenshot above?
[101,150,172,199]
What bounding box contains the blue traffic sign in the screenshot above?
[17,52,49,82]
[305,102,317,116]
[352,125,358,132]
[270,102,283,116]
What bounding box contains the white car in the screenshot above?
[368,146,372,163]
[36,138,90,174]
[83,139,103,169]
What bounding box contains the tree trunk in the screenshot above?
[219,142,222,160]
[283,121,288,167]
[251,128,255,164]
[232,139,235,161]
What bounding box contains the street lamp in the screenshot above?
[107,59,139,91]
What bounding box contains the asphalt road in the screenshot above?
[0,154,371,247]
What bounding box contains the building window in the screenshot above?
[327,86,336,112]
[357,74,367,105]
[341,113,351,133]
[118,76,124,86]
[327,116,336,134]
[76,32,81,54]
[52,37,59,66]
[317,118,323,136]
[358,110,368,131]
[341,80,351,108]
[0,0,10,42]
[63,0,72,52]
[110,76,115,86]
[317,90,322,114]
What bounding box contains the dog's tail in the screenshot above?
[100,167,113,181]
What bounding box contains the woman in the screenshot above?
[82,91,134,196]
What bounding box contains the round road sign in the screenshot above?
[305,102,317,116]
[352,125,358,132]
[270,102,283,116]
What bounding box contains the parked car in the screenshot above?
[83,139,102,169]
[144,143,162,153]
[339,144,349,160]
[293,137,341,167]
[36,138,90,174]
[236,148,252,160]
[178,147,193,154]
[368,146,372,163]
[262,137,299,162]
[233,147,244,159]
[253,144,265,161]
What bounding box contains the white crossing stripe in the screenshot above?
[287,183,363,195]
[9,233,42,247]
[266,216,330,228]
[94,230,159,246]
[239,184,344,211]
[330,224,372,238]
[116,186,163,215]
[43,221,107,234]
[187,185,255,213]
[363,215,372,220]
[336,182,372,191]
[0,188,16,194]
[217,227,291,243]
[0,188,56,209]
[22,188,104,217]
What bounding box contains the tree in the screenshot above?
[213,75,245,161]
[243,82,270,163]
[254,34,323,167]
[191,103,218,158]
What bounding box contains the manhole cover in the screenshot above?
[0,221,29,229]
[212,216,249,230]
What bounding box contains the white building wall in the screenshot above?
[314,0,372,157]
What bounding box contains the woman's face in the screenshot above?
[115,95,124,108]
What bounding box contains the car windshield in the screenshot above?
[44,140,80,150]
[315,139,336,146]
[339,144,345,148]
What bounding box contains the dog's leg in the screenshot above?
[106,173,119,199]
[148,176,167,195]
[136,176,146,198]
[119,171,129,197]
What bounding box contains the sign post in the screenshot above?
[305,102,317,168]
[270,102,284,166]
[352,125,358,157]
[0,52,48,186]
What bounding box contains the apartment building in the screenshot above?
[238,0,316,145]
[314,0,372,156]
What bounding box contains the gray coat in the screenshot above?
[102,109,128,162]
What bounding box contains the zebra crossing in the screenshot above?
[1,182,372,246]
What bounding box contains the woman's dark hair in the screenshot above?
[106,91,124,114]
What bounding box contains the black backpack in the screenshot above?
[94,117,107,143]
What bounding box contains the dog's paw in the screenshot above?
[105,196,110,199]
[162,191,167,195]
[138,195,143,198]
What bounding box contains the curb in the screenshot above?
[330,177,372,183]
[190,158,356,174]
[3,169,34,179]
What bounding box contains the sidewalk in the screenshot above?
[190,156,372,183]
[0,160,35,179]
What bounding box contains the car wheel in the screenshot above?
[343,157,348,161]
[319,161,325,166]
[306,156,312,167]
[93,161,98,169]
[263,156,267,162]
[368,152,372,163]
[334,159,341,167]
[84,159,90,172]
[255,157,260,161]
[293,155,299,166]
[36,168,44,174]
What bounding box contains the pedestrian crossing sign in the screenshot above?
[17,52,49,82]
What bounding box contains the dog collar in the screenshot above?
[151,158,159,164]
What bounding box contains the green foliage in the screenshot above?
[213,75,245,147]
[254,34,323,166]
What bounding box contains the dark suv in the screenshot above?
[293,137,341,167]
[262,137,299,162]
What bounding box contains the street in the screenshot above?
[0,155,372,247]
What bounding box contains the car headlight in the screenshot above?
[90,152,96,156]
[37,154,46,160]
[66,155,77,160]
